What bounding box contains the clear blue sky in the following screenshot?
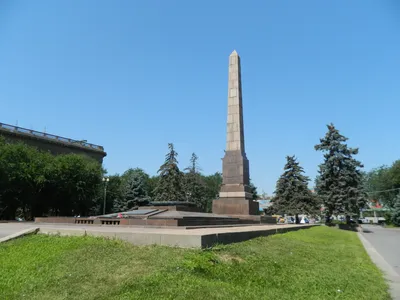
[1,1,400,194]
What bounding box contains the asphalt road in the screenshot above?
[361,224,400,276]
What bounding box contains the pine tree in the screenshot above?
[272,155,318,223]
[184,153,207,210]
[392,193,400,226]
[153,143,185,202]
[114,168,150,212]
[315,124,367,222]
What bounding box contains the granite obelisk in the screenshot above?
[212,50,259,215]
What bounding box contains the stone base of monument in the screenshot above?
[35,202,275,227]
[32,203,306,249]
[212,198,259,215]
[34,223,315,248]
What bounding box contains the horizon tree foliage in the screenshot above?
[392,193,400,226]
[0,138,262,218]
[113,168,150,211]
[184,153,207,210]
[49,154,103,217]
[147,175,160,199]
[0,138,103,219]
[100,175,123,214]
[202,172,223,212]
[272,155,319,223]
[364,161,400,208]
[315,124,367,221]
[153,143,185,202]
[0,139,52,219]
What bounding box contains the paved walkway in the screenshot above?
[0,222,35,239]
[360,225,400,299]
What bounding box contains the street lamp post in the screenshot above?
[186,192,191,202]
[102,177,110,215]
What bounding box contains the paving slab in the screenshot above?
[0,223,37,239]
[0,225,39,243]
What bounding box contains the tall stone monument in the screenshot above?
[212,50,259,215]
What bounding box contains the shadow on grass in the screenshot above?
[325,223,359,232]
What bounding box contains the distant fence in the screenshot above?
[0,122,104,152]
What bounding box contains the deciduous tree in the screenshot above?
[364,162,400,209]
[0,138,103,219]
[202,172,222,212]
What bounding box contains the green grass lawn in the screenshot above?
[0,226,390,300]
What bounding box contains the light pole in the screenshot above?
[186,192,191,202]
[102,177,109,215]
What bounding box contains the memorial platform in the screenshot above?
[36,223,315,248]
[35,203,275,227]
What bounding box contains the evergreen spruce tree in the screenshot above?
[114,168,150,211]
[249,180,259,200]
[315,124,367,223]
[184,153,207,210]
[153,143,185,202]
[272,155,318,223]
[392,193,400,226]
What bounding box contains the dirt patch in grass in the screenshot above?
[218,254,245,263]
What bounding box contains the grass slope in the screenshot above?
[0,226,390,300]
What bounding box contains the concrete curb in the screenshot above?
[358,232,400,300]
[0,227,39,244]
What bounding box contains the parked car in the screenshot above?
[300,217,310,224]
[358,217,386,224]
[286,216,295,224]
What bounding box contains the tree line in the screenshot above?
[364,160,400,208]
[0,139,256,219]
[0,138,102,220]
[2,123,399,225]
[364,159,400,226]
[269,124,368,224]
[105,143,258,214]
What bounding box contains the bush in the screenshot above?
[383,212,392,225]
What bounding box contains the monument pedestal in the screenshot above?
[212,198,259,215]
